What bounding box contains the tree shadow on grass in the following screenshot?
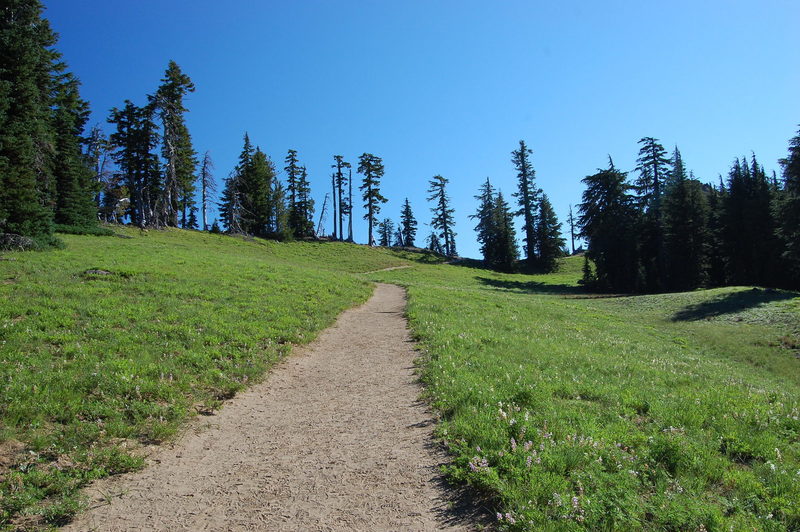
[671,288,798,322]
[476,275,584,295]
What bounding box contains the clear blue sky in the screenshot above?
[45,1,799,258]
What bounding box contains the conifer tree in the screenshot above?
[535,194,565,272]
[426,231,443,254]
[721,154,779,286]
[85,124,111,209]
[704,180,727,287]
[240,148,274,235]
[200,151,215,230]
[634,137,670,204]
[776,126,800,286]
[635,137,670,291]
[578,158,641,292]
[108,101,161,227]
[357,153,387,245]
[662,148,710,290]
[399,198,417,247]
[347,166,354,242]
[378,218,394,246]
[492,190,519,272]
[332,155,350,240]
[393,226,405,247]
[218,134,253,233]
[0,0,59,241]
[152,61,197,228]
[567,205,577,254]
[512,140,540,264]
[472,178,498,266]
[427,174,457,257]
[285,149,301,233]
[294,166,315,237]
[51,71,97,227]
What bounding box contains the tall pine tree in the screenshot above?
[152,61,197,228]
[108,101,161,227]
[776,126,800,287]
[358,153,387,245]
[51,71,96,227]
[634,137,670,291]
[535,194,564,272]
[579,158,641,292]
[512,140,540,264]
[399,198,417,247]
[0,0,59,242]
[662,148,710,290]
[427,174,457,257]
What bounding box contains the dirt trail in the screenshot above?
[64,283,473,531]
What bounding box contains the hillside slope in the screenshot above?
[0,228,409,527]
[369,256,800,530]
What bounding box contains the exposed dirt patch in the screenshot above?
[63,284,477,531]
[0,439,25,482]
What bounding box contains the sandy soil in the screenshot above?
[64,283,475,531]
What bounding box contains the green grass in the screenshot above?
[369,254,800,531]
[0,227,409,528]
[4,233,800,530]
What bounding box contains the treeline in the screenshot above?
[578,133,800,292]
[0,0,100,247]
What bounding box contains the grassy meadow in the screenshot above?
[1,229,799,530]
[369,255,800,531]
[0,227,408,527]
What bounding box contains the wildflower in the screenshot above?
[505,513,516,524]
[510,438,517,452]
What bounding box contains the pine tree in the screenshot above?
[578,158,641,292]
[399,198,417,247]
[240,147,274,235]
[332,155,350,240]
[85,124,111,210]
[635,137,670,291]
[285,149,301,234]
[721,155,778,286]
[776,125,800,287]
[330,168,337,239]
[471,178,498,266]
[51,71,96,227]
[512,140,540,264]
[567,205,576,254]
[108,101,161,227]
[662,148,710,290]
[634,137,670,204]
[535,194,565,272]
[378,218,394,246]
[347,166,354,242]
[492,190,519,272]
[0,0,59,242]
[294,165,314,237]
[393,226,405,247]
[426,231,443,254]
[152,61,197,228]
[218,134,253,233]
[200,151,215,230]
[705,180,727,287]
[427,174,457,257]
[358,153,387,245]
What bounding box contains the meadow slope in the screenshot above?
[370,255,800,530]
[2,229,799,530]
[0,228,409,528]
